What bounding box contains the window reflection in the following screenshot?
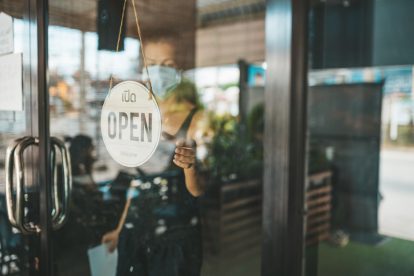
[48,20,265,276]
[305,65,414,276]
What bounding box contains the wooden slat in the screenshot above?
[222,179,261,193]
[222,188,262,203]
[308,171,333,184]
[222,190,262,205]
[307,213,331,227]
[222,195,261,211]
[307,204,331,216]
[222,225,261,246]
[307,194,331,208]
[306,232,330,246]
[222,215,261,234]
[305,175,332,247]
[306,185,331,198]
[306,223,330,236]
[221,205,262,223]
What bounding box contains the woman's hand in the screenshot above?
[102,229,120,253]
[173,139,196,170]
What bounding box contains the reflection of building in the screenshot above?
[309,83,383,234]
[309,67,414,147]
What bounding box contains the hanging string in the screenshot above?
[108,0,127,91]
[131,0,154,100]
[108,0,154,100]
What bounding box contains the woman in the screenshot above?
[102,36,205,276]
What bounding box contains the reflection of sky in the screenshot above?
[49,25,81,77]
[83,32,140,79]
[189,65,239,87]
[188,65,240,116]
[309,66,414,96]
[14,19,140,80]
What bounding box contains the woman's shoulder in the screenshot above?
[187,109,208,140]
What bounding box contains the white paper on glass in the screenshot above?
[87,244,118,276]
[0,53,23,111]
[0,12,14,55]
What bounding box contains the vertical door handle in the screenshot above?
[50,142,60,223]
[13,136,41,234]
[50,137,72,230]
[5,137,27,228]
[5,136,72,234]
[6,137,40,234]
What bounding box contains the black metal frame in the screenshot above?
[238,59,249,125]
[35,0,53,275]
[262,0,308,275]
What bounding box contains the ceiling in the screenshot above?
[0,0,264,33]
[0,0,195,38]
[198,0,264,27]
[0,0,196,68]
[0,0,264,68]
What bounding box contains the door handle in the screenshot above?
[5,137,28,229]
[50,142,60,223]
[50,137,72,230]
[13,136,41,234]
[5,136,72,234]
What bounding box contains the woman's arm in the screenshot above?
[184,163,204,197]
[116,197,131,232]
[173,139,205,197]
[101,197,131,252]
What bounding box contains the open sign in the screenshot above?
[100,81,161,167]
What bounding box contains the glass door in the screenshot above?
[0,0,43,275]
[305,1,414,275]
[47,0,266,276]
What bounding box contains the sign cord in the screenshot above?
[108,0,154,100]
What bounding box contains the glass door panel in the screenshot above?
[47,0,265,275]
[305,1,414,276]
[0,1,41,275]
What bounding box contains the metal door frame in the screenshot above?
[33,0,52,274]
[263,0,309,275]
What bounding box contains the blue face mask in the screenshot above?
[144,65,181,99]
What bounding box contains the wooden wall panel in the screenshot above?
[0,0,196,69]
[196,18,265,67]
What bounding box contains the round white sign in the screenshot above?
[100,81,161,167]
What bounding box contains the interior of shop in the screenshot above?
[0,0,413,276]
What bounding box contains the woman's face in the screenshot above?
[143,41,181,100]
[145,41,177,68]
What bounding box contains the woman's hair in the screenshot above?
[144,31,179,48]
[166,80,203,109]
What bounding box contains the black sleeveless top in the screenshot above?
[125,108,200,245]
